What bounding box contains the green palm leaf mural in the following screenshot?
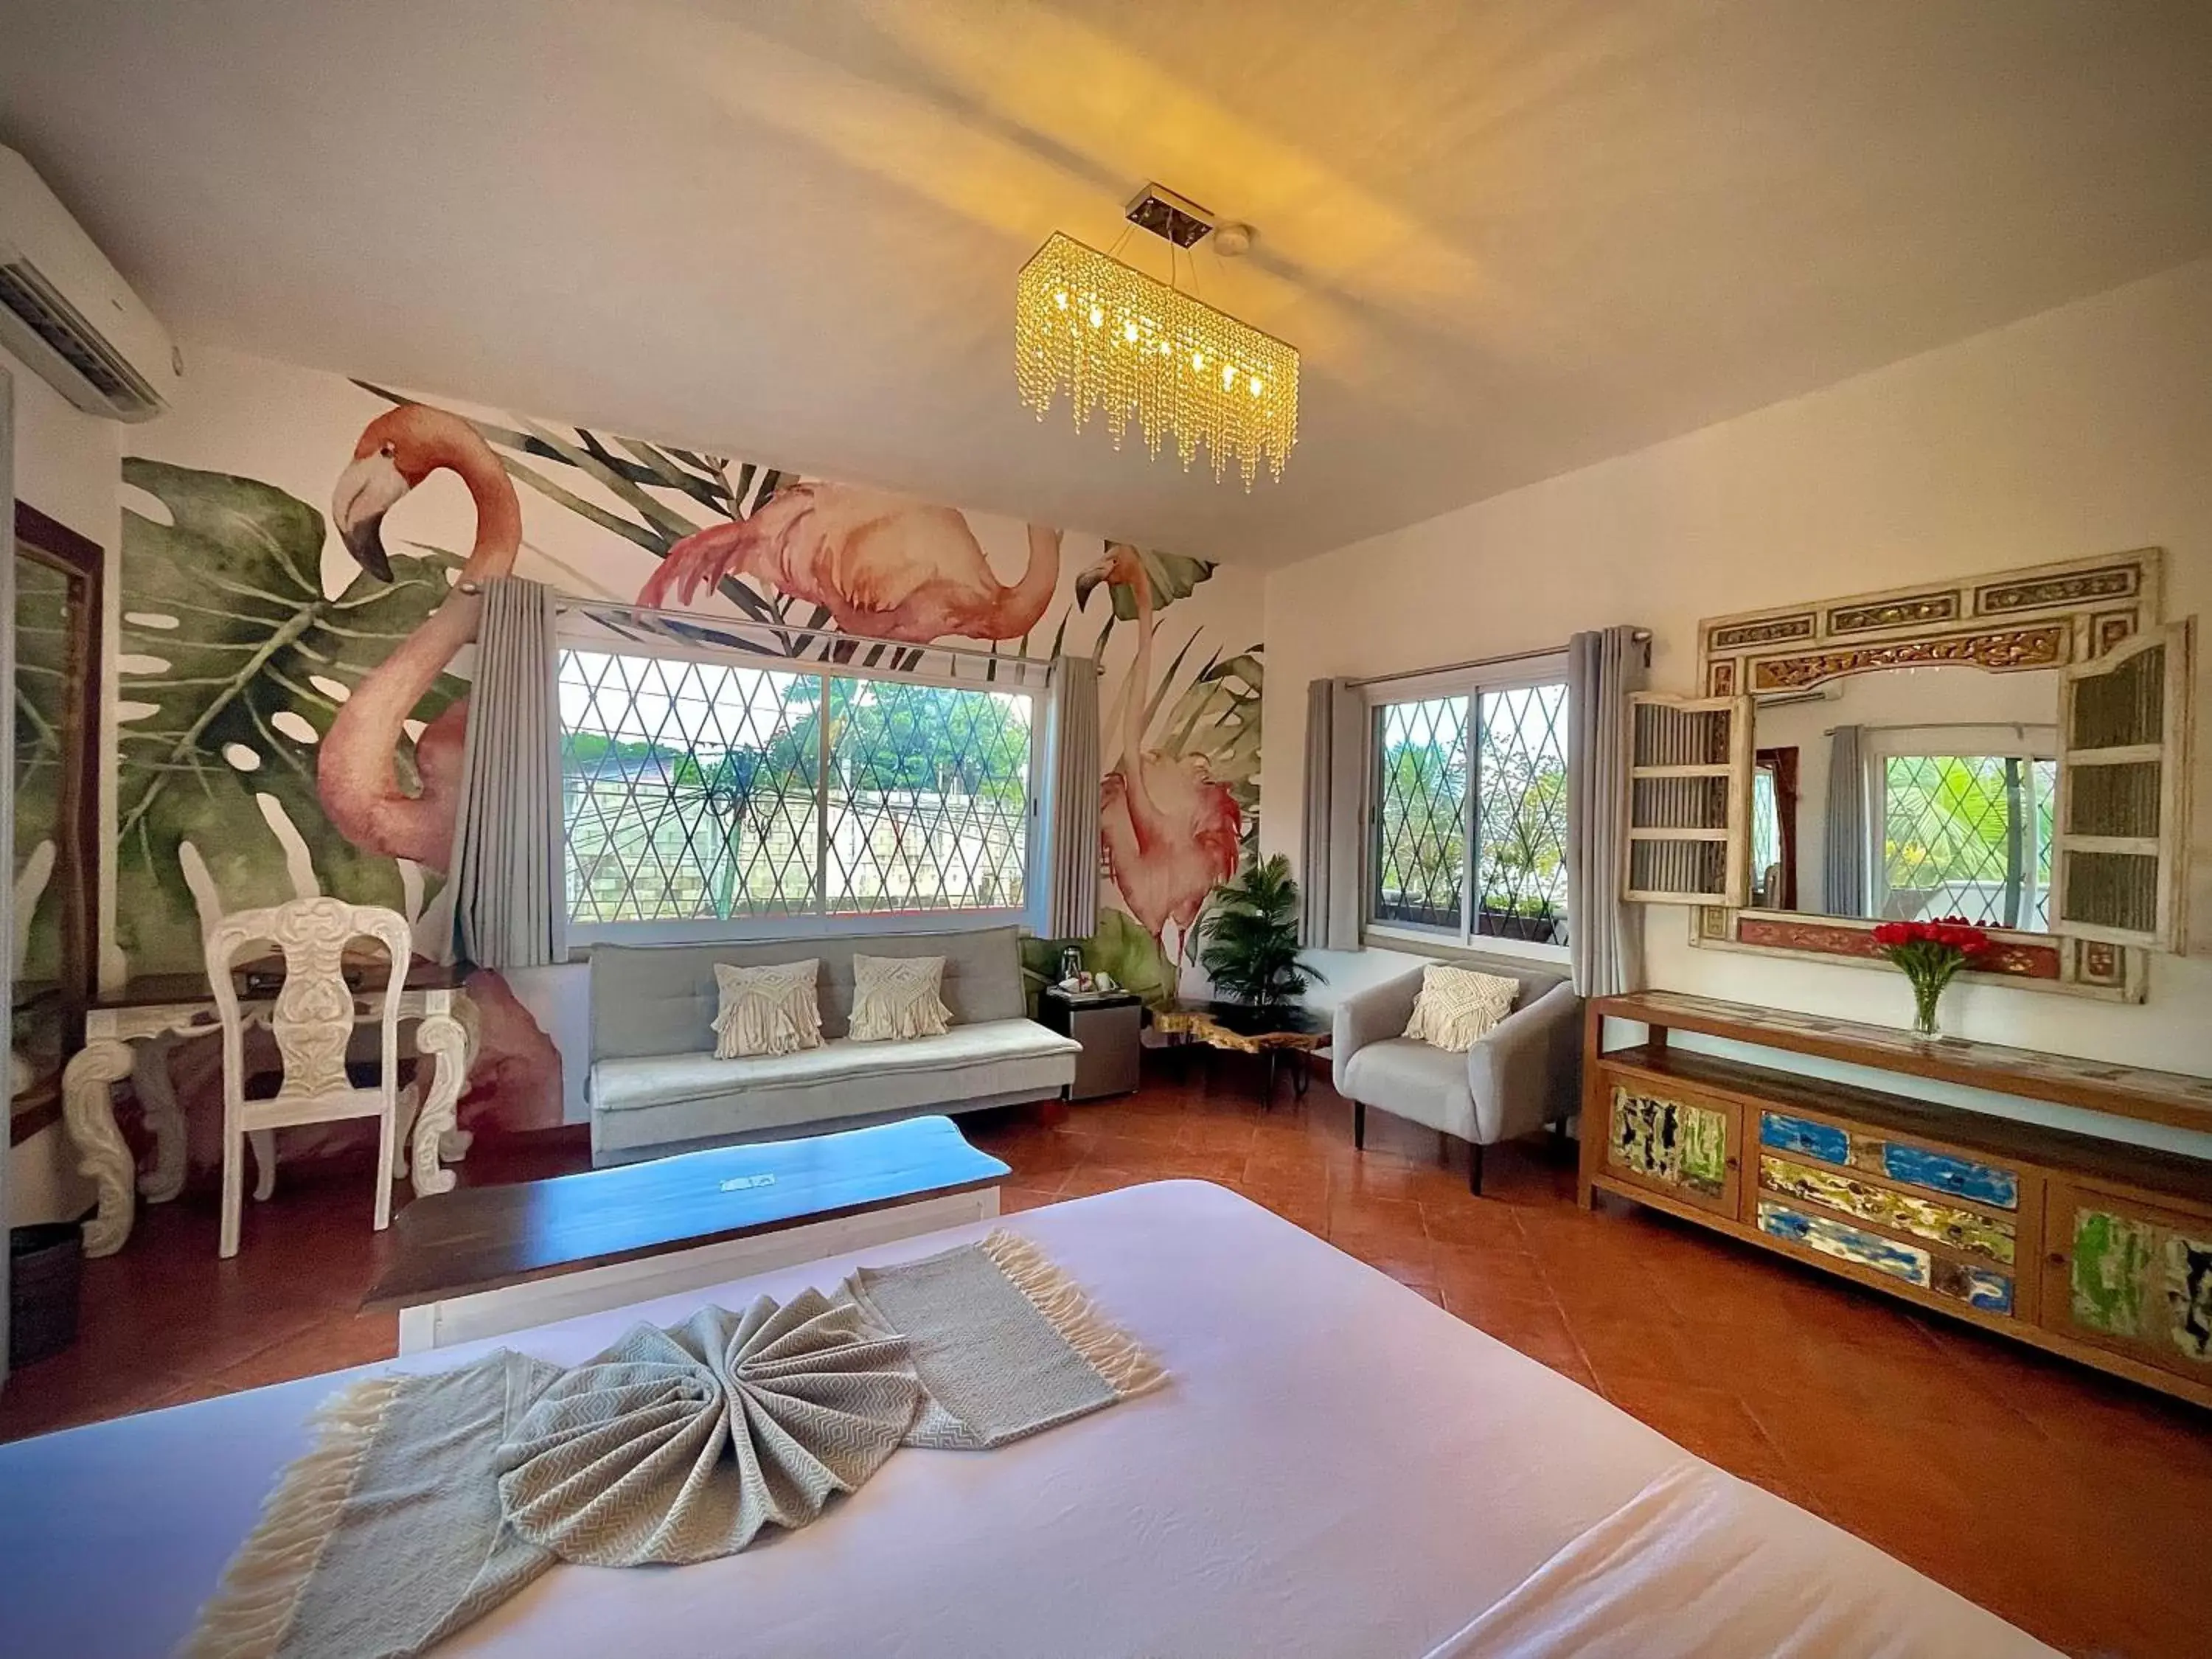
[115,459,465,973]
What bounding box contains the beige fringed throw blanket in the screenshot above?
[186,1231,1162,1659]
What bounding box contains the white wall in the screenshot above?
[4,344,119,1224]
[1263,257,2212,1094]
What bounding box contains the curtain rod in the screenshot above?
[458,579,1054,672]
[1822,720,2048,737]
[1346,630,1651,690]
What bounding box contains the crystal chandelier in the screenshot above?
[1015,188,1298,488]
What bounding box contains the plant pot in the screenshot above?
[9,1222,83,1368]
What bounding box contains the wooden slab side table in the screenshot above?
[1152,1001,1331,1106]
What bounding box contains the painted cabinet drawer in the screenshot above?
[2042,1182,2212,1382]
[1756,1200,2015,1314]
[1600,1071,1741,1218]
[1757,1155,2017,1266]
[1759,1110,2020,1209]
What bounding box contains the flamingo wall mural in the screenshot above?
[1077,543,1242,947]
[108,344,1262,1162]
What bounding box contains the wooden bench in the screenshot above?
[366,1115,1009,1352]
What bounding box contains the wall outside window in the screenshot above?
[559,644,1039,939]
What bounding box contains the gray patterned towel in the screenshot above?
[184,1230,1163,1659]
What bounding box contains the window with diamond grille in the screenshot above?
[1877,754,2055,931]
[1371,697,1469,929]
[1371,681,1571,945]
[560,648,1032,928]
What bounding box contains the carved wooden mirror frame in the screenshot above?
[1689,548,2167,1001]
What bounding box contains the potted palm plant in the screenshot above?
[1196,855,1323,1016]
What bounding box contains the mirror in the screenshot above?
[12,504,101,1143]
[1748,664,2062,932]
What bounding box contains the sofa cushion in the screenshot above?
[848,954,953,1042]
[593,1018,1080,1114]
[1341,1037,1475,1142]
[591,926,1028,1062]
[712,959,824,1059]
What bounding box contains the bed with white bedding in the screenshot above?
[0,1180,2050,1658]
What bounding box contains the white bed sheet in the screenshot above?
[0,1180,2051,1658]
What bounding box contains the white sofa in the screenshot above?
[588,925,1079,1164]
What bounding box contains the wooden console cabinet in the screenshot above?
[1579,991,2212,1408]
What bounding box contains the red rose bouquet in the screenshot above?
[1870,916,1990,1037]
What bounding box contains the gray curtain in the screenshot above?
[449,577,566,968]
[1042,655,1102,940]
[1823,724,1868,917]
[1298,678,1366,950]
[1565,627,1645,997]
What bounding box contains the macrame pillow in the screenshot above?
[1402,964,1520,1054]
[848,954,953,1043]
[712,959,824,1059]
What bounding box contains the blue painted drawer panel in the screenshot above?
[1757,1201,2014,1315]
[1758,1111,2018,1211]
[1760,1111,1848,1165]
[1879,1144,2018,1210]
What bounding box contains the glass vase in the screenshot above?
[1909,975,1944,1039]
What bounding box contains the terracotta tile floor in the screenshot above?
[7,1061,2211,1655]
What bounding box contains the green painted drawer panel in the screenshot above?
[2070,1208,2212,1366]
[1609,1085,1728,1200]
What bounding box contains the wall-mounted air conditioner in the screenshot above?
[0,145,179,422]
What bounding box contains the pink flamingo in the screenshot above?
[1075,545,1242,945]
[639,481,1062,643]
[326,403,559,1130]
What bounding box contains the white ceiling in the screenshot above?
[4,1,2209,568]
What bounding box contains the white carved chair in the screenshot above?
[205,897,420,1259]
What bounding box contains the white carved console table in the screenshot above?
[60,964,479,1256]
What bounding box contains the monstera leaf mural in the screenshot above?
[1160,647,1263,834]
[115,459,464,974]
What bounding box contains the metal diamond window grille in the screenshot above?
[1472,684,1570,943]
[1371,683,1571,945]
[1372,696,1470,930]
[1879,754,2054,931]
[824,678,1031,915]
[559,649,1032,925]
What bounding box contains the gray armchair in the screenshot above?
[1330,956,1582,1193]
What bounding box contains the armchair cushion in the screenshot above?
[1330,970,1427,1097]
[1340,1038,1477,1143]
[1402,964,1520,1053]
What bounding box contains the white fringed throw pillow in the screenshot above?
[848,955,953,1043]
[712,959,824,1059]
[1402,964,1520,1054]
